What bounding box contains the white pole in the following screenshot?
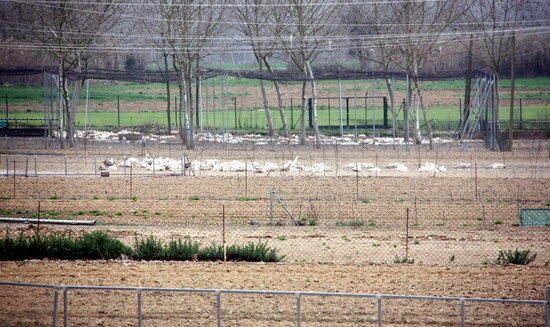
[338,80,343,137]
[84,79,90,137]
[198,76,203,131]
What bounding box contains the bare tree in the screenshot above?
[3,1,121,147]
[279,0,338,146]
[348,3,401,138]
[389,1,472,148]
[469,0,529,130]
[154,0,224,149]
[232,0,290,138]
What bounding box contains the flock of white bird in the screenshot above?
[98,155,506,175]
[77,129,462,146]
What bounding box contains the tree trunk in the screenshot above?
[256,59,274,137]
[57,62,65,149]
[67,65,83,148]
[385,76,397,138]
[178,69,188,144]
[413,92,422,144]
[263,59,289,138]
[494,73,500,131]
[196,73,201,131]
[187,69,194,150]
[404,75,411,143]
[412,76,434,150]
[60,65,73,147]
[306,61,321,148]
[163,53,171,134]
[300,80,307,145]
[462,35,474,137]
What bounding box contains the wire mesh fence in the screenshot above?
[1,137,548,267]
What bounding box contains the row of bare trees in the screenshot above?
[1,0,546,148]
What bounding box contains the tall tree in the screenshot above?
[232,0,290,138]
[348,3,401,138]
[3,1,121,147]
[469,0,528,132]
[389,0,472,148]
[154,0,224,149]
[280,0,338,146]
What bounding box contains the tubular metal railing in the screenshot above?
[0,281,548,327]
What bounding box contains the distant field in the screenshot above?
[1,77,548,131]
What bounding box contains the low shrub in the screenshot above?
[496,249,537,265]
[336,220,365,227]
[228,242,283,262]
[197,243,225,261]
[0,231,131,260]
[198,242,284,262]
[132,235,164,260]
[393,255,414,264]
[77,231,132,259]
[0,232,283,263]
[163,238,200,261]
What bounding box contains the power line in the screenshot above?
[2,24,547,43]
[2,29,547,54]
[8,0,457,8]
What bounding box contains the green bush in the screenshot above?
[198,243,225,261]
[132,235,164,260]
[198,242,284,262]
[496,249,537,265]
[163,238,200,261]
[0,231,130,260]
[228,242,283,262]
[77,231,132,259]
[0,232,283,263]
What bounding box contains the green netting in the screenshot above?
[519,209,550,227]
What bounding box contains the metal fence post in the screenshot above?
[63,287,69,327]
[137,289,143,327]
[117,95,121,128]
[4,156,8,177]
[52,287,59,327]
[377,295,383,327]
[181,156,189,176]
[269,191,274,224]
[460,298,465,327]
[216,291,222,327]
[152,156,156,176]
[296,292,302,327]
[64,156,67,176]
[545,286,549,327]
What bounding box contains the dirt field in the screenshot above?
[0,138,549,325]
[0,261,548,326]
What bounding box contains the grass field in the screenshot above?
[2,77,550,104]
[1,77,548,131]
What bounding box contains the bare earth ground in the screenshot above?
[0,261,549,326]
[0,141,549,326]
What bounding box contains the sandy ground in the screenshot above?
[0,261,548,326]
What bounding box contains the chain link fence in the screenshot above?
[1,137,549,266]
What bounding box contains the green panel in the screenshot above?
[519,209,550,227]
